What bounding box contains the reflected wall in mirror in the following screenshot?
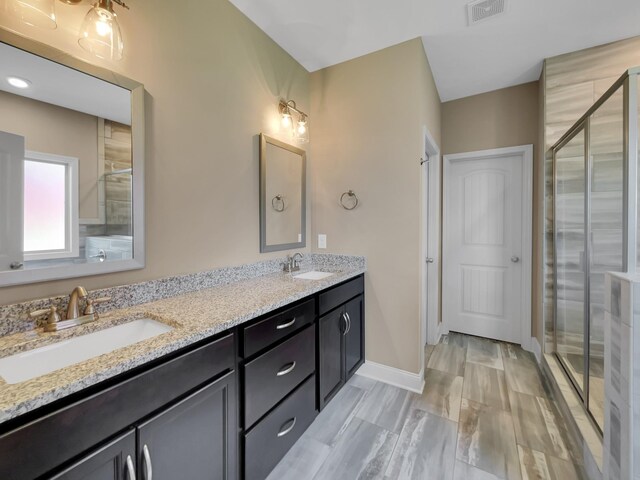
[0,28,144,287]
[259,134,306,252]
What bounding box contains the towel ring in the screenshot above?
[272,194,285,212]
[340,190,359,210]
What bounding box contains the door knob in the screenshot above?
[426,257,434,264]
[511,256,520,263]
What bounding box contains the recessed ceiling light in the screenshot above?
[7,76,31,89]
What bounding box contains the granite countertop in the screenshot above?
[0,264,365,425]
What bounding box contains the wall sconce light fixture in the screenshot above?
[279,99,309,144]
[4,0,130,61]
[78,0,128,61]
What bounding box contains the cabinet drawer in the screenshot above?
[244,375,316,480]
[244,325,315,428]
[319,275,364,315]
[243,298,315,357]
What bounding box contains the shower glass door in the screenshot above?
[555,128,587,399]
[553,84,624,432]
[588,87,624,429]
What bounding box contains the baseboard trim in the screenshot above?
[531,336,542,363]
[356,361,424,394]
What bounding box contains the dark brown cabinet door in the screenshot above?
[137,371,237,480]
[345,295,364,379]
[50,430,136,480]
[319,308,345,408]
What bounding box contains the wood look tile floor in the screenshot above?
[266,333,587,480]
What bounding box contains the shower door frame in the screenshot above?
[552,119,591,405]
[551,67,640,432]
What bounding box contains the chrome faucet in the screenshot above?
[292,252,304,269]
[66,286,88,319]
[283,252,304,273]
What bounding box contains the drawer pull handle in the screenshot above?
[277,417,297,437]
[126,455,136,480]
[277,361,296,376]
[143,444,153,480]
[277,317,296,330]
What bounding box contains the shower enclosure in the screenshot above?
[553,68,639,431]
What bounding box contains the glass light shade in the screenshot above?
[7,0,57,29]
[294,116,309,143]
[78,1,123,61]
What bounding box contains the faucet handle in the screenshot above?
[83,297,111,317]
[29,306,61,326]
[28,308,51,319]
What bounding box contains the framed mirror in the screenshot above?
[259,134,306,252]
[0,28,145,287]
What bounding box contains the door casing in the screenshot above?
[421,127,441,356]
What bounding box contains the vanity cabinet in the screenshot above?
[0,273,365,480]
[0,333,237,480]
[318,276,365,409]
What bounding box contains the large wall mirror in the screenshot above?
[0,29,144,287]
[259,134,306,252]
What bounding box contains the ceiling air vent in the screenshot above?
[467,0,507,26]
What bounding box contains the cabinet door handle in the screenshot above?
[345,312,352,335]
[277,417,297,437]
[341,313,348,336]
[276,317,296,330]
[125,455,136,480]
[142,444,153,480]
[276,361,296,376]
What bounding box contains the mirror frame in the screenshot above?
[0,28,145,287]
[259,133,306,253]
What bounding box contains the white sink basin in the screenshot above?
[293,271,335,280]
[0,319,173,384]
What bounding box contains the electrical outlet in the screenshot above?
[318,234,327,249]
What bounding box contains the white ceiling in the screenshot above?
[229,0,640,101]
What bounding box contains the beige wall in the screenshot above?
[0,90,100,219]
[441,82,541,341]
[310,39,441,374]
[442,82,539,155]
[0,0,310,303]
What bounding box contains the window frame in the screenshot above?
[23,150,79,261]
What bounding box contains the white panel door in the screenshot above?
[444,153,523,343]
[0,131,25,272]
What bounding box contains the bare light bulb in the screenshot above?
[95,17,112,36]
